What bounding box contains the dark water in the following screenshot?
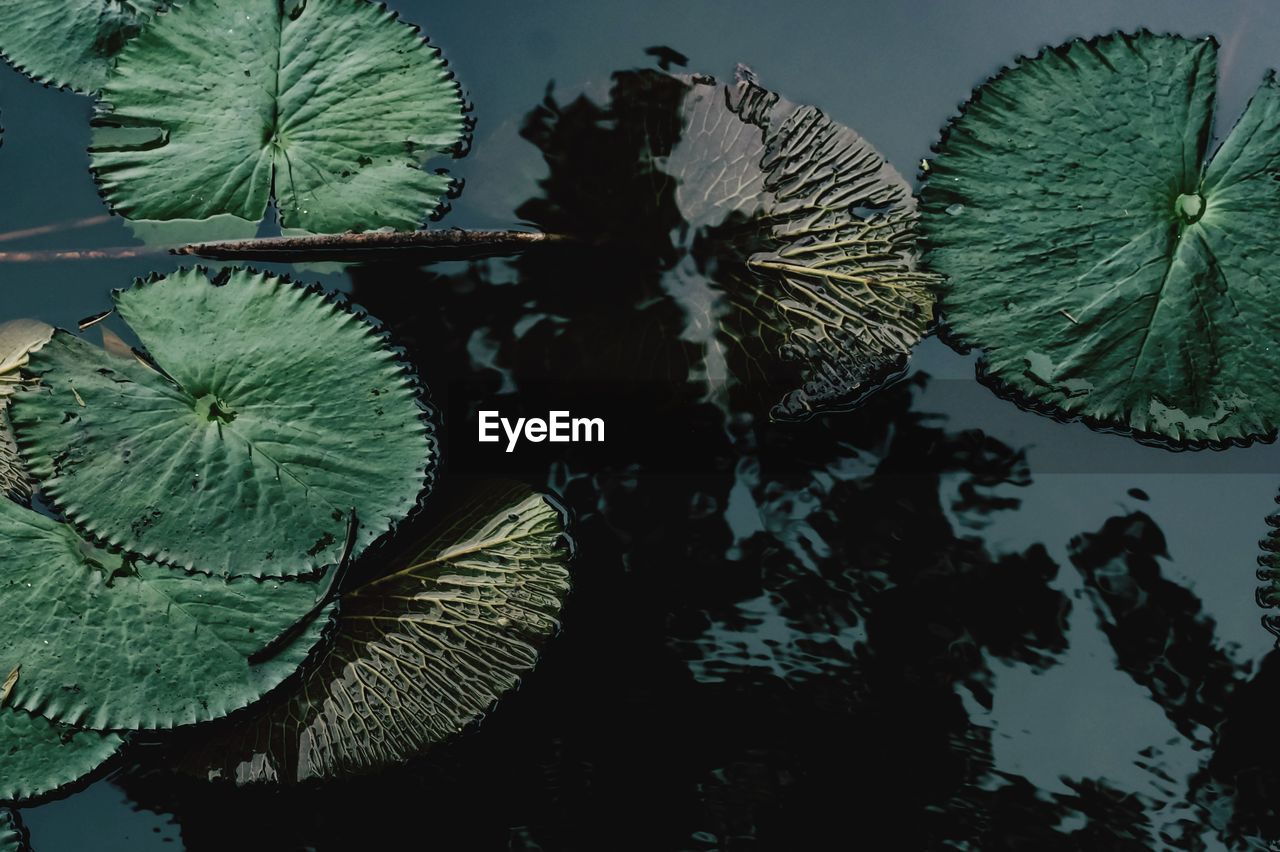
[7,0,1280,849]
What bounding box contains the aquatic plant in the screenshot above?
[0,707,123,804]
[0,808,26,852]
[0,0,168,94]
[10,268,435,578]
[922,32,1280,445]
[88,0,467,232]
[182,480,572,783]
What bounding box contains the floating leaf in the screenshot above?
[0,706,123,804]
[90,0,466,233]
[664,70,936,419]
[183,480,571,783]
[10,268,434,578]
[0,498,334,730]
[0,0,167,94]
[0,808,22,852]
[921,32,1280,444]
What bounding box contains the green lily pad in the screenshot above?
[0,0,167,94]
[10,268,435,578]
[0,498,334,730]
[665,70,937,419]
[0,706,123,804]
[0,808,22,852]
[921,32,1280,444]
[90,0,466,233]
[183,480,571,783]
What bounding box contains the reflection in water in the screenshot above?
[48,60,1280,851]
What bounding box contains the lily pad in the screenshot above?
[664,70,936,419]
[90,0,466,233]
[0,498,334,730]
[0,0,167,94]
[0,809,21,852]
[183,480,571,783]
[10,268,435,578]
[0,706,123,804]
[921,32,1280,444]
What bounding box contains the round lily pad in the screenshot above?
[0,706,123,804]
[0,498,333,730]
[183,480,571,783]
[0,0,167,94]
[90,0,467,232]
[10,268,435,578]
[922,32,1280,444]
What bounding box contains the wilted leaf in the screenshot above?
[0,667,16,708]
[0,498,334,730]
[0,320,53,399]
[10,268,434,578]
[0,706,123,804]
[0,321,52,505]
[0,412,30,506]
[183,480,571,783]
[514,68,933,420]
[90,0,466,233]
[922,32,1280,444]
[664,70,936,419]
[0,0,167,94]
[0,808,22,852]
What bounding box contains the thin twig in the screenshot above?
[175,228,574,262]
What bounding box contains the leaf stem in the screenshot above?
[175,229,575,262]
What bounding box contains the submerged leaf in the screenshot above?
[515,68,933,420]
[183,480,571,783]
[90,0,466,233]
[0,0,167,94]
[922,32,1280,444]
[10,268,434,578]
[0,706,123,804]
[0,809,22,852]
[665,71,936,419]
[0,498,334,730]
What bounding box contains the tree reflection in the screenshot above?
[111,60,1280,851]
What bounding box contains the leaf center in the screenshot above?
[194,394,238,425]
[1175,192,1205,224]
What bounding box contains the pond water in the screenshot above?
[6,0,1280,849]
